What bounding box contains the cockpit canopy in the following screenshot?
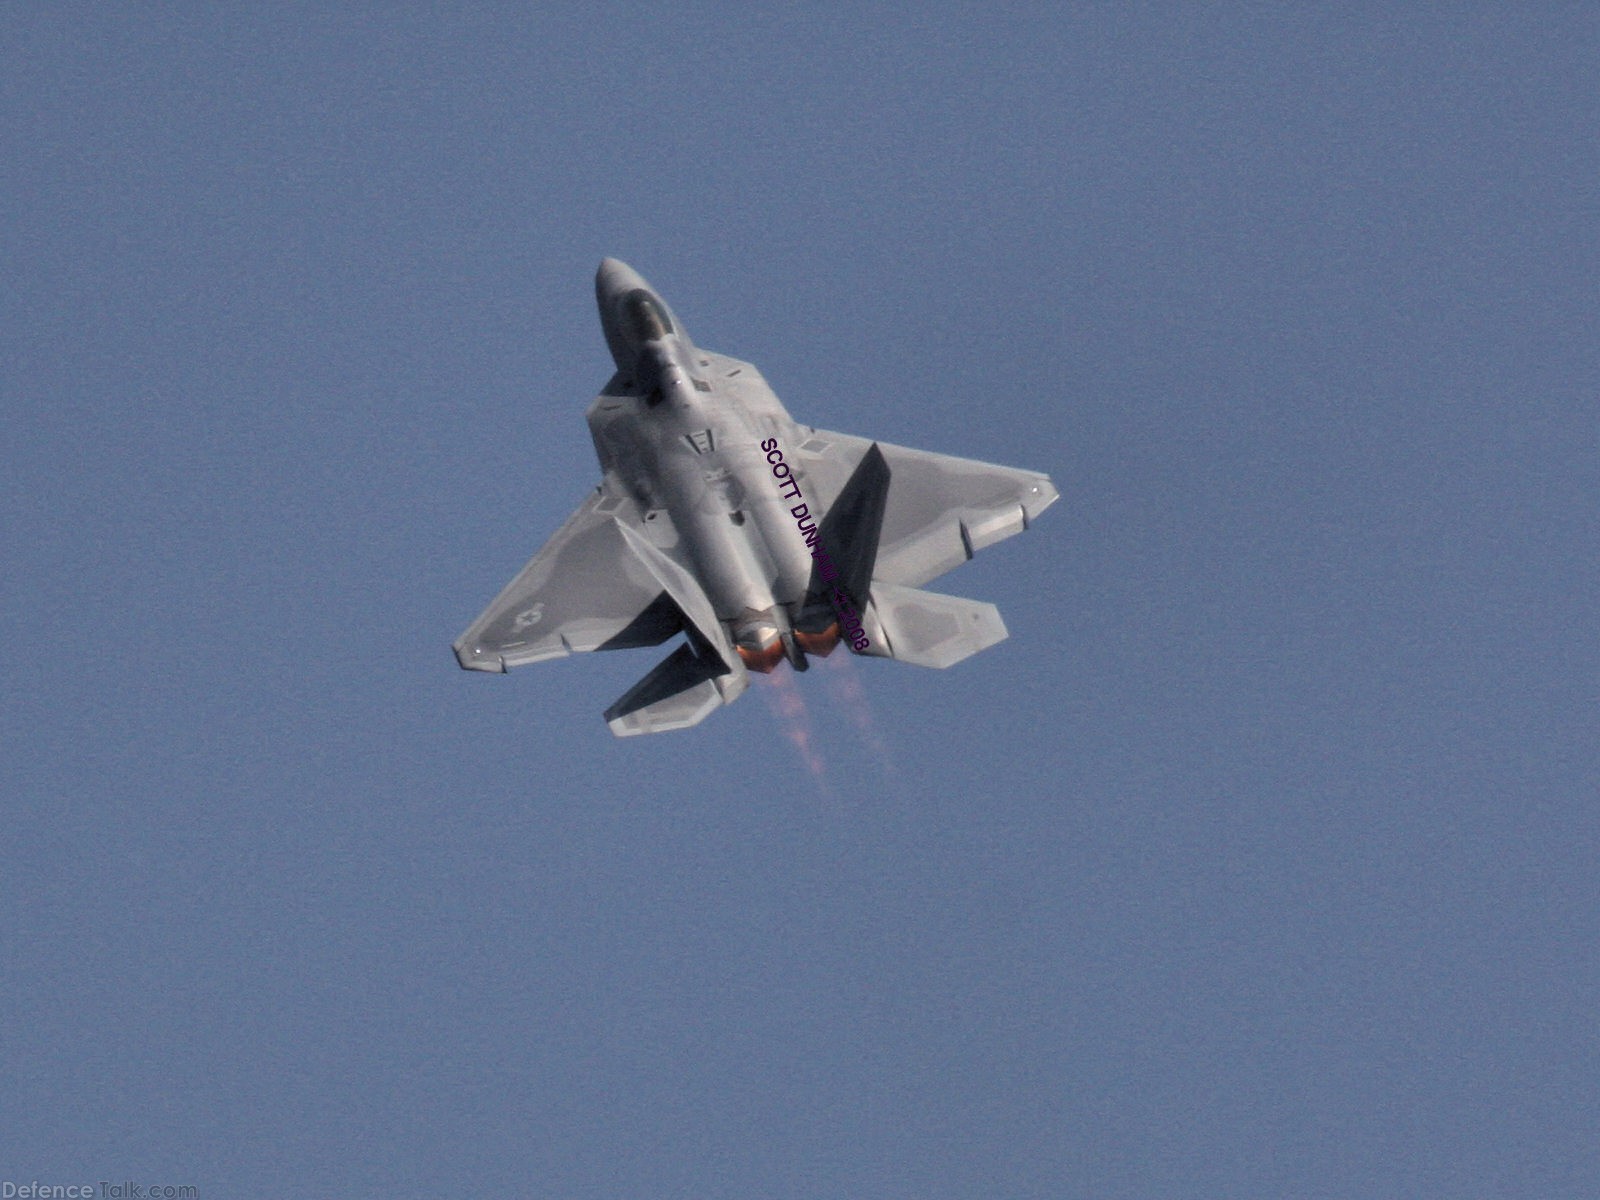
[621,289,673,345]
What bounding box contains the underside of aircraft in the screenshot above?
[454,260,1058,736]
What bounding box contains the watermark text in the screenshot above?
[761,438,871,652]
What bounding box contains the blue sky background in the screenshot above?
[4,7,1595,1197]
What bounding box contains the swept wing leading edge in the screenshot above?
[454,486,682,673]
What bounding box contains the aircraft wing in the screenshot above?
[453,486,683,672]
[793,429,1059,587]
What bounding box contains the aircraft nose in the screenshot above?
[596,257,647,301]
[595,258,680,370]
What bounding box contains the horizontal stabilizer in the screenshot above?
[870,582,1008,669]
[604,644,727,737]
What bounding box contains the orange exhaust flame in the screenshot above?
[737,640,785,673]
[793,623,841,658]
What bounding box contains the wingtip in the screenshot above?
[453,640,506,673]
[1021,476,1060,524]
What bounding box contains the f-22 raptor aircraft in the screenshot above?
[454,259,1058,735]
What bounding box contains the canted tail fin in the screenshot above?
[601,523,749,736]
[805,443,891,615]
[604,643,731,736]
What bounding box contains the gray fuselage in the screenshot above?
[586,259,832,670]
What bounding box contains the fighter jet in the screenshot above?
[453,259,1059,736]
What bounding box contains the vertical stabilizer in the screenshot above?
[806,442,891,612]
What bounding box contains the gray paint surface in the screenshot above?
[455,259,1057,734]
